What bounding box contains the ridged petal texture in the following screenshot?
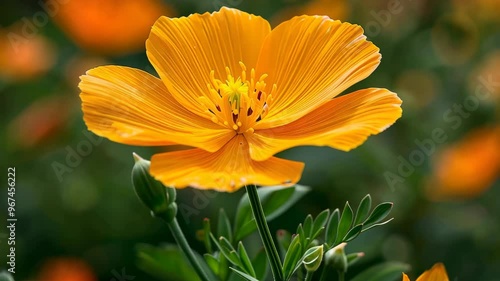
[79,7,403,192]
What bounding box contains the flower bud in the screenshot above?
[131,153,177,222]
[347,252,364,267]
[324,242,348,273]
[303,245,324,272]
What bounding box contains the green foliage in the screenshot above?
[138,190,396,281]
[229,268,259,281]
[350,262,411,281]
[336,202,354,245]
[218,208,233,243]
[354,194,372,226]
[362,203,394,232]
[136,244,202,281]
[324,195,394,249]
[234,185,310,241]
[282,234,303,280]
[252,250,269,281]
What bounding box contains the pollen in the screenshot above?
[200,62,275,134]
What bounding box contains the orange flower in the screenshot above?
[38,258,97,281]
[53,0,174,55]
[469,51,500,101]
[452,0,500,23]
[428,126,500,200]
[8,95,70,149]
[0,25,55,81]
[79,7,402,192]
[403,263,449,281]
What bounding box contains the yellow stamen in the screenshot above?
[200,62,273,133]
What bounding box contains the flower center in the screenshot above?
[199,62,275,134]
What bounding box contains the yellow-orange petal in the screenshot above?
[150,135,304,192]
[255,16,381,129]
[248,88,402,161]
[402,273,411,281]
[79,65,234,151]
[416,263,449,281]
[146,7,271,117]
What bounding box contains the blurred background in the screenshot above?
[1,0,499,280]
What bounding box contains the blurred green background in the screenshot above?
[1,0,499,280]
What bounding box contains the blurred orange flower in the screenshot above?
[428,126,500,200]
[0,25,56,81]
[79,7,402,192]
[53,0,174,55]
[38,258,97,281]
[8,95,71,149]
[452,0,500,23]
[403,263,449,281]
[431,13,478,66]
[469,51,500,101]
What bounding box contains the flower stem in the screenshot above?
[166,217,212,281]
[305,271,313,281]
[245,185,284,281]
[319,266,328,281]
[338,271,345,281]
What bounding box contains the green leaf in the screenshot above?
[230,268,260,281]
[325,208,340,247]
[136,244,201,281]
[363,203,393,230]
[350,262,410,281]
[218,208,233,243]
[335,202,353,244]
[296,224,307,248]
[204,254,220,276]
[346,252,364,267]
[202,218,213,253]
[282,234,303,280]
[311,209,330,239]
[234,185,310,241]
[218,237,241,267]
[219,253,230,281]
[277,229,292,258]
[343,224,363,242]
[363,218,395,232]
[238,242,256,277]
[303,214,314,237]
[354,194,372,226]
[253,249,269,281]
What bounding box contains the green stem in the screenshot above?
[245,185,284,281]
[166,218,212,281]
[338,271,345,281]
[305,271,314,281]
[319,265,328,281]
